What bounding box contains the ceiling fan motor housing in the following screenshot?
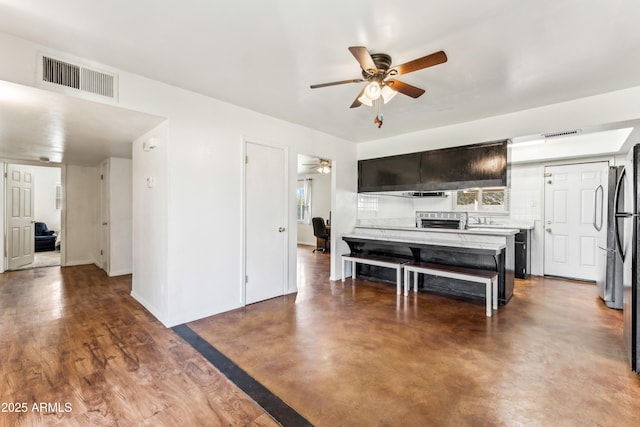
[361,53,393,78]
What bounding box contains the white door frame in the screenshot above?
[98,160,110,274]
[241,137,289,305]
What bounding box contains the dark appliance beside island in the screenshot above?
[614,145,640,375]
[514,230,529,280]
[596,165,624,309]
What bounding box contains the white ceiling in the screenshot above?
[0,80,164,165]
[1,0,640,165]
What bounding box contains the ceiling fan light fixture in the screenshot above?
[363,81,381,101]
[357,93,373,107]
[316,159,331,174]
[381,85,397,104]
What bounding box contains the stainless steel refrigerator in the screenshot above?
[614,145,640,375]
[596,166,623,309]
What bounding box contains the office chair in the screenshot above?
[312,217,330,253]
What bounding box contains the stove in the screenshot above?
[416,211,468,230]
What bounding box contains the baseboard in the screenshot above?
[64,259,93,267]
[130,290,167,326]
[108,268,132,277]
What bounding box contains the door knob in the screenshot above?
[102,222,108,226]
[278,227,286,232]
[546,227,552,233]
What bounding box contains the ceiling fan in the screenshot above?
[301,158,331,174]
[310,46,447,127]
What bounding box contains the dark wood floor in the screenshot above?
[0,265,278,426]
[2,249,640,426]
[189,245,640,426]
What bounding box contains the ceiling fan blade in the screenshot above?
[393,50,447,75]
[386,80,426,98]
[348,46,377,74]
[350,87,365,108]
[310,78,364,89]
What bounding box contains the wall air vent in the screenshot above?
[542,129,581,139]
[38,53,118,101]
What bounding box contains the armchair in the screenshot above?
[35,222,57,252]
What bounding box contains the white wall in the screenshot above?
[64,165,97,266]
[132,123,169,323]
[297,172,331,246]
[108,157,132,276]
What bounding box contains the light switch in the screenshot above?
[146,176,154,188]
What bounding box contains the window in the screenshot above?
[454,188,509,212]
[296,179,312,223]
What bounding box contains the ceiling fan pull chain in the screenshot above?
[373,97,383,128]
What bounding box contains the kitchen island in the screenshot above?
[342,226,518,305]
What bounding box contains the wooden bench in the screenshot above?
[342,254,409,295]
[403,262,498,317]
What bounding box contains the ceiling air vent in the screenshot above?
[38,53,118,101]
[543,129,581,139]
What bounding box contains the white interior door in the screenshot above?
[7,164,35,270]
[544,162,608,280]
[245,141,287,304]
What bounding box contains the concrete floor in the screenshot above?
[188,246,640,426]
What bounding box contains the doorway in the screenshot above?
[295,154,333,290]
[5,163,62,271]
[543,161,608,280]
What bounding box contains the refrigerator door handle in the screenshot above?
[593,184,604,231]
[613,167,626,261]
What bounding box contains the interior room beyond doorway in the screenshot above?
[296,154,333,291]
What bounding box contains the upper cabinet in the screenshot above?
[358,140,509,193]
[358,152,422,192]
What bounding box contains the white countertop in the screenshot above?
[466,222,535,230]
[344,225,517,252]
[354,225,519,236]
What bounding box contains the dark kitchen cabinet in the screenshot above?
[358,152,421,192]
[358,139,509,193]
[419,140,509,190]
